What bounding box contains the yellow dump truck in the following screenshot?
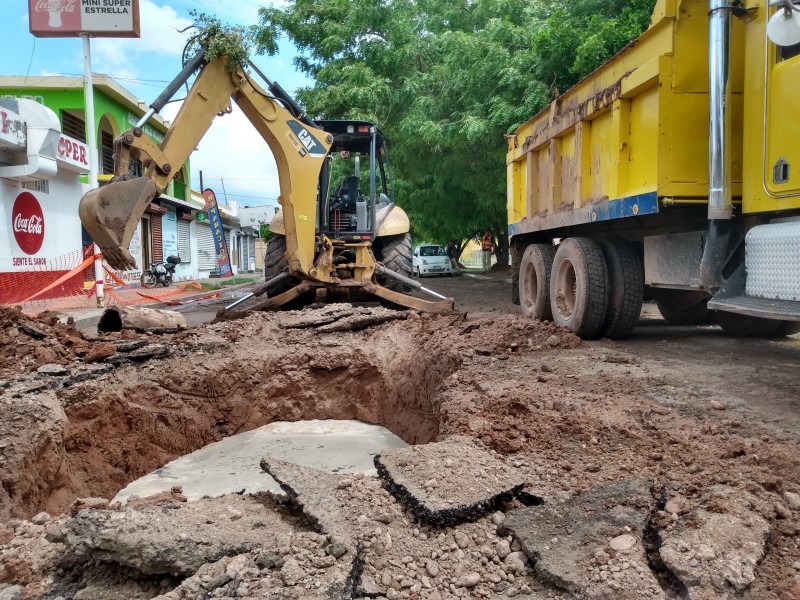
[507,0,800,338]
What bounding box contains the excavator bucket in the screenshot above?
[78,177,161,271]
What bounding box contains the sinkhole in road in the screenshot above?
[114,419,409,503]
[10,317,462,519]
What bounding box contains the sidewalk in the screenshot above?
[460,265,513,285]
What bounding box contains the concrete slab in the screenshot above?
[115,420,407,504]
[502,479,663,598]
[374,436,524,525]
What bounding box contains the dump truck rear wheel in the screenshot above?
[549,237,609,339]
[773,321,800,336]
[598,239,643,339]
[716,311,782,337]
[654,290,710,325]
[519,243,555,321]
[375,232,413,293]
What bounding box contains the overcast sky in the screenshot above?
[1,0,311,210]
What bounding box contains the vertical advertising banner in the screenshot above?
[202,189,233,277]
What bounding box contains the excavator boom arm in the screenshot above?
[79,54,332,273]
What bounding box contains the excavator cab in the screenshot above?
[315,120,393,240]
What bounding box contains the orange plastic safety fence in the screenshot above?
[2,246,208,316]
[1,245,97,315]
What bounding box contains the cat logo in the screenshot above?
[286,120,327,158]
[297,128,317,153]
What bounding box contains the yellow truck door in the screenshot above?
[764,38,800,197]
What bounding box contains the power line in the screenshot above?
[24,38,36,87]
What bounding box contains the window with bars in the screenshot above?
[22,180,49,194]
[100,130,144,176]
[128,157,144,177]
[61,111,86,142]
[101,131,114,174]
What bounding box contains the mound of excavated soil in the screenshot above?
[0,306,144,378]
[1,306,800,599]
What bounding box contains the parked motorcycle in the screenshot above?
[140,255,181,288]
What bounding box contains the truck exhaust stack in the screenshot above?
[700,0,735,291]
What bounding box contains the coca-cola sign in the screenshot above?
[12,192,45,255]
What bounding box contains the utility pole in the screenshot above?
[82,33,104,306]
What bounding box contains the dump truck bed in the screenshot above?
[506,0,746,238]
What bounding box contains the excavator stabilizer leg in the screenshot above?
[79,177,161,271]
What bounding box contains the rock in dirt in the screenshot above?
[83,342,116,364]
[374,436,524,525]
[659,486,770,598]
[36,363,68,376]
[784,491,800,511]
[0,585,22,600]
[501,479,663,598]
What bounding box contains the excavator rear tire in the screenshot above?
[264,234,297,297]
[376,232,413,293]
[265,234,288,278]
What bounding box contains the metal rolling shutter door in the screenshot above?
[248,236,256,270]
[177,220,191,262]
[197,223,216,270]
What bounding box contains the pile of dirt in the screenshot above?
[0,306,144,378]
[1,306,800,599]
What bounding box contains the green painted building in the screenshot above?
[0,74,190,201]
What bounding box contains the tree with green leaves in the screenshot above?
[252,0,655,265]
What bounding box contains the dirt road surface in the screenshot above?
[1,271,800,600]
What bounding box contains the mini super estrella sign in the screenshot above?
[29,0,141,38]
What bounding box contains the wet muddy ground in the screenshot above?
[1,272,799,600]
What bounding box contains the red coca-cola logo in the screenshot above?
[12,192,45,255]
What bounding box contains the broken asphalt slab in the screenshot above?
[260,457,355,554]
[278,304,407,333]
[374,436,525,526]
[658,486,771,599]
[501,478,665,598]
[61,495,297,577]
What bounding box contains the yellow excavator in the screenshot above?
[79,48,454,314]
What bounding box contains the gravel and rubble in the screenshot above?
[1,305,800,599]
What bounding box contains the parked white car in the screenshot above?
[412,245,453,277]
